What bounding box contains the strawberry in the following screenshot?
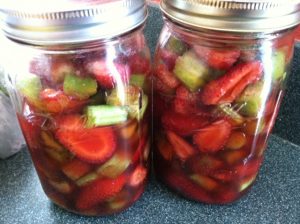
[128,53,150,75]
[51,60,75,83]
[76,174,126,210]
[194,46,240,70]
[129,165,147,187]
[234,157,263,178]
[158,49,178,70]
[62,159,92,181]
[85,59,128,89]
[193,119,232,153]
[55,115,116,163]
[201,61,263,105]
[162,169,213,203]
[155,63,180,89]
[173,86,210,116]
[162,111,209,136]
[40,89,87,113]
[153,76,175,95]
[166,131,195,161]
[156,136,173,161]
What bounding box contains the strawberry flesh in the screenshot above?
[201,61,263,105]
[55,115,116,163]
[76,174,126,210]
[155,63,180,89]
[162,111,209,136]
[193,119,232,153]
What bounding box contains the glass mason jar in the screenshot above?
[0,0,151,216]
[153,0,300,204]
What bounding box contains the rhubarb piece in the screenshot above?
[156,137,173,161]
[85,105,128,128]
[51,60,75,83]
[215,104,244,125]
[76,172,99,187]
[130,74,146,88]
[97,153,131,178]
[225,132,246,150]
[193,119,232,153]
[244,119,265,135]
[235,81,264,117]
[165,36,187,55]
[173,51,209,91]
[63,74,97,100]
[190,174,219,191]
[186,154,224,175]
[62,159,92,181]
[49,180,73,194]
[271,50,286,81]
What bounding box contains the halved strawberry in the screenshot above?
[166,131,195,161]
[153,76,175,95]
[62,159,93,181]
[55,115,116,163]
[193,119,232,153]
[129,165,147,187]
[40,89,87,113]
[85,60,128,89]
[234,157,263,178]
[162,111,209,136]
[194,46,240,70]
[201,61,263,105]
[155,63,180,89]
[76,174,126,210]
[162,169,213,203]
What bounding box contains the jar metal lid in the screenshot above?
[0,0,147,45]
[161,0,300,33]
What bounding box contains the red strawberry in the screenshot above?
[194,46,240,70]
[166,131,195,161]
[40,89,87,113]
[193,119,232,153]
[76,175,126,210]
[156,136,173,161]
[173,86,209,115]
[162,111,209,136]
[201,61,263,105]
[129,165,147,187]
[55,115,116,163]
[235,157,263,178]
[153,76,175,95]
[159,49,178,71]
[163,169,213,203]
[62,159,92,181]
[155,63,180,89]
[85,60,128,89]
[128,53,150,74]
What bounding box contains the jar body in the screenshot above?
[153,19,295,204]
[2,27,151,215]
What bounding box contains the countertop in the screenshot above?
[0,6,300,224]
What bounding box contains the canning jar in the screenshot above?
[0,0,151,216]
[153,0,300,204]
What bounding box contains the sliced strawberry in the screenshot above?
[62,159,93,181]
[162,169,213,203]
[128,53,150,75]
[201,61,263,105]
[40,89,87,113]
[85,60,128,89]
[155,63,180,89]
[129,165,147,187]
[166,131,195,161]
[76,174,126,210]
[55,115,116,163]
[162,111,209,136]
[173,86,208,115]
[194,46,240,70]
[193,119,232,153]
[235,157,262,178]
